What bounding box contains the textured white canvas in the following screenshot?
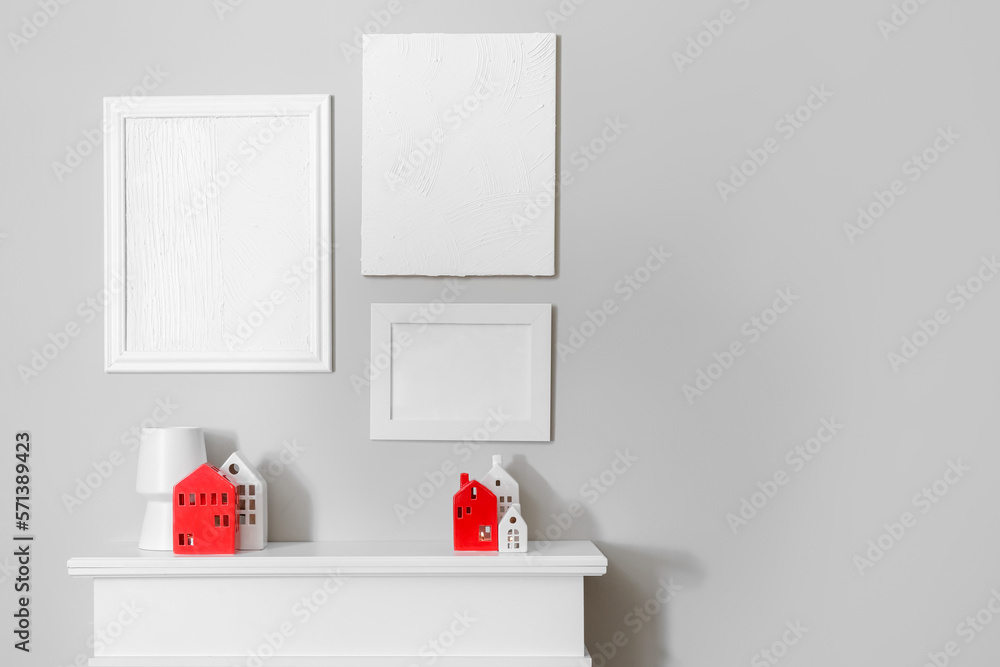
[105,95,332,372]
[124,116,313,353]
[362,33,556,276]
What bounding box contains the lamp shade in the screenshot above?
[136,427,207,550]
[136,427,207,494]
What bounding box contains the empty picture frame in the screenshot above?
[361,33,557,276]
[104,95,332,372]
[370,303,552,441]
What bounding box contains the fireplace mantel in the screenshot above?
[68,541,606,666]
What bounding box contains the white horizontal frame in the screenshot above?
[104,95,332,372]
[370,303,552,441]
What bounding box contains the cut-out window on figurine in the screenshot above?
[220,452,268,550]
[481,455,519,525]
[500,503,527,553]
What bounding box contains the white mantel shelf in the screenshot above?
[68,541,606,667]
[67,540,607,577]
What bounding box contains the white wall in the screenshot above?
[3,1,1000,665]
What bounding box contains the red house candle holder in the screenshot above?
[453,472,498,551]
[173,464,238,555]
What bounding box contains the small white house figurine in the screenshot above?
[499,503,527,553]
[481,455,519,523]
[220,452,267,550]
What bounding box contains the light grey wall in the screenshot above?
[3,0,1000,665]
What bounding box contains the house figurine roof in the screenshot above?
[221,452,265,486]
[499,503,527,553]
[481,455,519,492]
[502,503,524,522]
[176,463,234,491]
[455,472,494,501]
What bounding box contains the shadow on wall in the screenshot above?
[203,429,313,542]
[505,455,595,544]
[585,544,704,666]
[203,429,239,467]
[506,455,703,663]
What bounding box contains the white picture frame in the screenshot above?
[104,95,332,372]
[370,303,552,441]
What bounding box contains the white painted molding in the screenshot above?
[104,95,332,372]
[67,540,604,577]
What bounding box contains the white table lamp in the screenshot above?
[136,427,207,550]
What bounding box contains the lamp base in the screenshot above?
[138,498,175,551]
